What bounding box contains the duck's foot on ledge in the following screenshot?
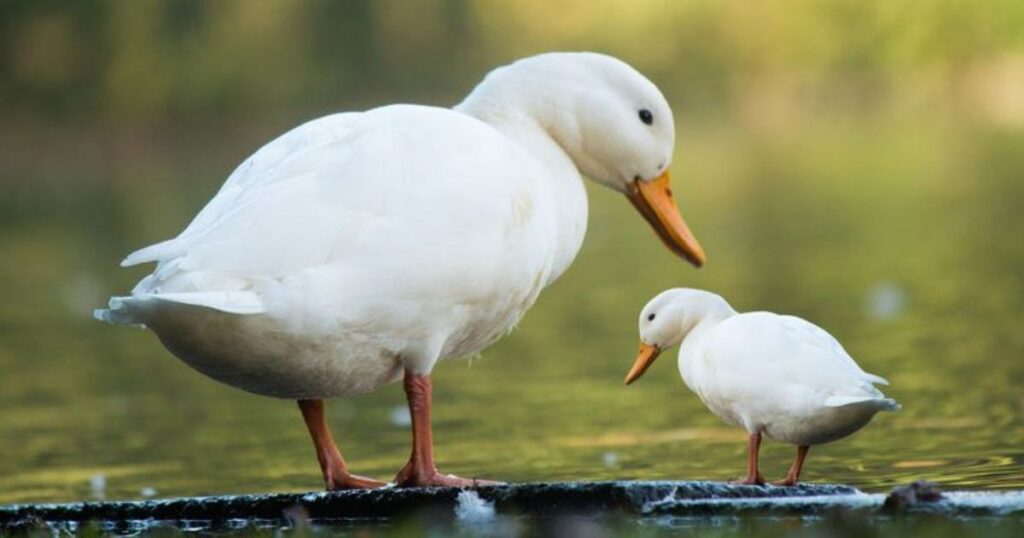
[326,471,387,490]
[393,464,503,488]
[730,475,766,486]
[393,371,503,488]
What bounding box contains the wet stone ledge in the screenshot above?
[1,481,1022,530]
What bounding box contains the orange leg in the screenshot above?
[298,399,385,490]
[732,431,766,485]
[773,445,810,486]
[393,371,502,487]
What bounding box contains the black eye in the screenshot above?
[647,313,656,321]
[639,109,653,125]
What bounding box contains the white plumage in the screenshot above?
[626,288,898,484]
[98,106,563,398]
[96,52,706,488]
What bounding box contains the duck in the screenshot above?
[95,52,707,489]
[624,288,899,485]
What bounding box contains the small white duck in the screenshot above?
[625,289,899,485]
[96,53,707,489]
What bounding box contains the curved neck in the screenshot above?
[456,97,575,179]
[454,59,596,183]
[676,294,737,348]
[454,85,588,285]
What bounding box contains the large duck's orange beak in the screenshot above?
[626,170,706,267]
[624,343,662,385]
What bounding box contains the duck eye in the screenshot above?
[647,313,656,321]
[639,109,653,125]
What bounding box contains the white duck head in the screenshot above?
[457,52,706,267]
[625,288,737,384]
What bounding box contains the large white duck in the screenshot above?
[96,52,706,489]
[625,289,899,485]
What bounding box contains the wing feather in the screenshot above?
[122,112,362,268]
[118,105,545,314]
[704,312,891,400]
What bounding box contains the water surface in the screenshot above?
[0,115,1021,504]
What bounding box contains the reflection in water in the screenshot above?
[0,1,1023,505]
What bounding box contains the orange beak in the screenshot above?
[626,170,706,267]
[624,343,662,385]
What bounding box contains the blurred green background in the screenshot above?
[1,0,1022,503]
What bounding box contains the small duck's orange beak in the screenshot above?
[626,171,706,267]
[624,342,662,385]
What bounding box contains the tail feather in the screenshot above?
[825,395,901,411]
[121,239,180,267]
[93,296,145,327]
[147,291,265,314]
[94,290,264,327]
[860,372,889,386]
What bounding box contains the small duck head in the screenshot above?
[457,52,706,267]
[625,288,735,384]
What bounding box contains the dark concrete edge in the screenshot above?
[3,481,1021,526]
[0,481,857,524]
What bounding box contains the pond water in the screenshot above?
[0,117,1022,505]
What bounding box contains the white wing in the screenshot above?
[108,104,552,319]
[121,111,364,267]
[773,314,889,385]
[701,312,892,408]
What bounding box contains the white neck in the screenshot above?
[454,78,589,284]
[453,54,624,189]
[674,294,736,385]
[675,292,737,348]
